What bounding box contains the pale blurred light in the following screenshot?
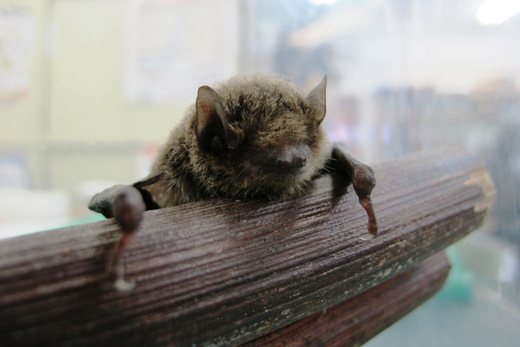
[476,0,520,25]
[309,0,338,5]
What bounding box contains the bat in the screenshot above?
[89,75,378,291]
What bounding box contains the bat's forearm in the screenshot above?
[329,144,378,236]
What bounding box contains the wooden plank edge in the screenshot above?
[245,252,451,347]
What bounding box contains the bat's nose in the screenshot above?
[276,145,309,171]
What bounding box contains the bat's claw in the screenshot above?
[107,234,137,293]
[359,196,378,239]
[107,230,138,292]
[360,233,375,241]
[114,278,136,292]
[329,144,379,239]
[100,187,145,292]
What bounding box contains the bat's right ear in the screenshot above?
[195,86,238,153]
[306,75,327,126]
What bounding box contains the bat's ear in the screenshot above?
[195,86,238,153]
[306,75,327,126]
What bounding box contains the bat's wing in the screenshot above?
[88,174,164,218]
[88,184,138,218]
[328,143,378,237]
[87,175,164,291]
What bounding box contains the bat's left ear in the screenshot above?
[306,75,327,126]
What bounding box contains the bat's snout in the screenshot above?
[274,144,310,173]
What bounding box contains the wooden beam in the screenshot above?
[0,148,494,346]
[245,252,451,346]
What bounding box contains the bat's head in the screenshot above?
[189,75,330,199]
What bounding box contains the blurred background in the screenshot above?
[0,0,519,345]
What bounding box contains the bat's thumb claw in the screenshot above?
[360,233,375,241]
[358,197,378,239]
[368,220,378,236]
[360,215,378,241]
[114,278,136,292]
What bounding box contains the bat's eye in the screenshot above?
[210,136,225,155]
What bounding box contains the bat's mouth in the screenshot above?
[261,163,312,188]
[262,165,308,186]
[242,143,310,185]
[230,144,311,192]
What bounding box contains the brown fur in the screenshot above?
[89,74,378,289]
[142,75,331,207]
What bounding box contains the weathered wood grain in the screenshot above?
[245,252,451,347]
[0,148,494,346]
